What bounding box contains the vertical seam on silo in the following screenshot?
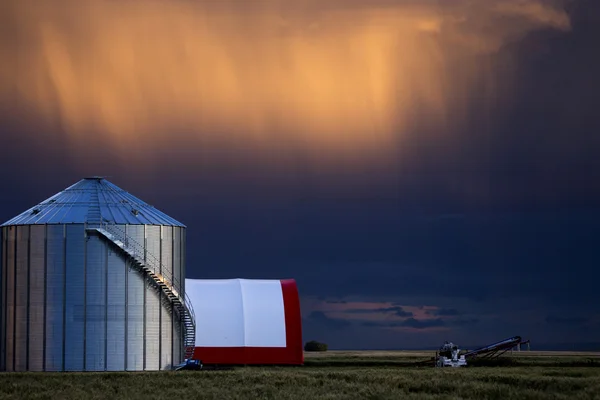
[104,235,108,371]
[26,225,31,371]
[62,224,66,371]
[143,225,147,371]
[183,230,186,304]
[1,228,5,371]
[2,228,4,371]
[181,228,184,364]
[12,227,19,371]
[181,229,184,361]
[12,227,17,371]
[2,228,6,372]
[171,228,174,367]
[143,272,146,371]
[83,227,87,371]
[124,225,128,371]
[42,224,47,372]
[2,229,5,371]
[1,228,4,371]
[0,229,3,371]
[179,229,182,298]
[158,226,162,370]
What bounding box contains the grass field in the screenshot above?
[1,351,599,399]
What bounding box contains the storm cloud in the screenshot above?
[0,0,573,170]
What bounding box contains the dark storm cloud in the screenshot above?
[375,307,414,318]
[362,318,445,329]
[304,311,351,330]
[290,210,600,307]
[345,306,413,318]
[361,317,480,329]
[427,308,460,317]
[451,318,480,327]
[401,318,445,329]
[545,316,589,325]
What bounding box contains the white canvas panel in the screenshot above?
[185,279,287,348]
[240,280,286,347]
[186,279,245,347]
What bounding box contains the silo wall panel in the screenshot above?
[160,301,173,370]
[173,228,181,295]
[14,226,28,371]
[106,245,126,371]
[181,228,186,296]
[161,226,173,287]
[28,225,45,371]
[85,235,106,371]
[160,226,174,370]
[126,267,144,367]
[45,225,64,371]
[125,225,144,370]
[173,314,182,366]
[145,225,161,370]
[146,226,160,274]
[65,225,85,371]
[145,287,160,370]
[5,227,15,371]
[126,225,145,261]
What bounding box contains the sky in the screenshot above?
[0,0,599,350]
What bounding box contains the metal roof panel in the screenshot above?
[1,178,186,227]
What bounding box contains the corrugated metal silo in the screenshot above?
[0,177,195,371]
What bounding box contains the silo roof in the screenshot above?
[1,177,186,227]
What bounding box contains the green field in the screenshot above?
[1,351,599,399]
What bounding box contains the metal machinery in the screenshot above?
[462,336,530,359]
[0,177,195,371]
[434,336,530,368]
[175,358,203,371]
[435,341,467,367]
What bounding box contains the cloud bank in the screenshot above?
[1,0,571,166]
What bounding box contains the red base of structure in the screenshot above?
[192,346,303,365]
[192,279,304,365]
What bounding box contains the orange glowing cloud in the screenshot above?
[1,0,571,165]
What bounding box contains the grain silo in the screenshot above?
[0,177,195,371]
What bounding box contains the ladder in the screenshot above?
[86,223,196,362]
[86,186,102,225]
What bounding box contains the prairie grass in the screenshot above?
[1,351,599,400]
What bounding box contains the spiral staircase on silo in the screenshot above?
[85,194,196,363]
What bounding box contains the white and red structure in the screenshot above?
[185,278,303,365]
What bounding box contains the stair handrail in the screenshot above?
[87,221,196,336]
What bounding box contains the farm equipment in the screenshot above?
[434,336,530,368]
[435,341,467,367]
[174,358,203,371]
[463,336,530,360]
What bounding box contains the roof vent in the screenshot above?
[31,208,40,215]
[131,209,139,216]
